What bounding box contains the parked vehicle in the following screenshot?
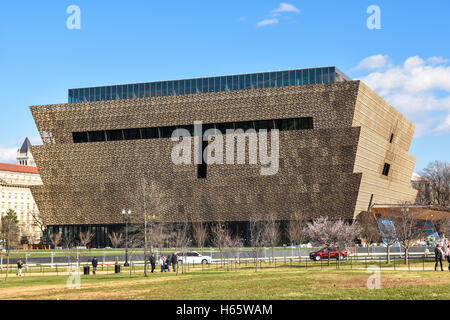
[309,248,347,261]
[176,251,212,264]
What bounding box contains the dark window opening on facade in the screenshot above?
[88,131,106,142]
[382,163,391,176]
[198,140,208,179]
[390,133,394,143]
[72,132,88,143]
[72,117,314,144]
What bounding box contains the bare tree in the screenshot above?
[249,213,265,272]
[263,212,280,263]
[211,221,230,266]
[172,219,191,274]
[356,211,381,256]
[108,232,124,248]
[128,179,167,277]
[49,232,62,249]
[304,216,360,266]
[439,217,450,239]
[192,221,208,255]
[377,210,398,264]
[29,210,46,246]
[152,222,169,254]
[286,211,307,258]
[389,203,424,264]
[415,161,450,206]
[226,234,244,263]
[78,231,95,248]
[60,234,79,271]
[19,222,41,248]
[1,209,20,281]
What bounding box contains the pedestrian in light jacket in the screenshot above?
[160,255,166,272]
[445,244,450,271]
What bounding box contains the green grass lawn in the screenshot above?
[0,265,449,300]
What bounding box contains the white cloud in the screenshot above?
[30,136,43,145]
[256,3,299,27]
[257,18,279,27]
[357,55,450,137]
[427,56,449,65]
[0,147,17,163]
[434,114,450,135]
[356,54,390,71]
[272,3,300,14]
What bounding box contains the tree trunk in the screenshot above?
[387,245,391,264]
[6,252,10,281]
[404,247,409,265]
[272,246,275,264]
[144,251,148,277]
[328,251,331,266]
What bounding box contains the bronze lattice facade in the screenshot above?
[30,70,417,233]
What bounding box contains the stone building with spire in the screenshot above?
[0,138,43,246]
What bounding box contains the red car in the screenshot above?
[309,248,347,261]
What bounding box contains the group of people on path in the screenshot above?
[152,252,178,273]
[434,243,450,271]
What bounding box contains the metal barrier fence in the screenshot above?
[0,253,448,277]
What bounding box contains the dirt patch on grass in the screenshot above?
[302,271,450,289]
[0,275,187,300]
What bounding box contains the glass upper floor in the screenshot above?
[68,66,351,103]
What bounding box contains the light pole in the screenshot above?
[122,209,131,267]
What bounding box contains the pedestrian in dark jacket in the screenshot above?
[92,257,98,275]
[435,244,444,271]
[149,253,156,273]
[166,254,171,272]
[171,252,178,273]
[17,259,23,276]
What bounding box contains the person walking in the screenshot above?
[171,252,178,273]
[434,243,444,271]
[17,259,24,276]
[160,255,166,272]
[166,254,171,272]
[445,244,450,271]
[149,253,156,273]
[92,256,98,275]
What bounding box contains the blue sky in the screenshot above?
[0,1,449,173]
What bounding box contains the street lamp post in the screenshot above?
[122,209,131,267]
